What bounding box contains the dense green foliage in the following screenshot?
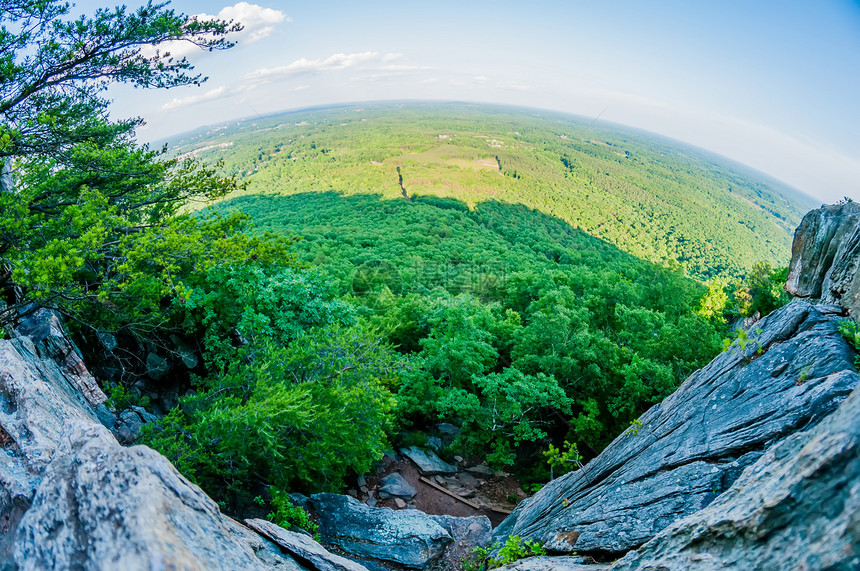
[463,535,547,570]
[838,319,860,368]
[209,192,725,470]
[267,489,319,538]
[173,102,816,280]
[144,325,401,500]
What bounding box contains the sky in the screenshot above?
[74,0,860,203]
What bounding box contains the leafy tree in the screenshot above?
[176,263,356,369]
[0,1,248,342]
[143,325,402,504]
[419,294,517,389]
[697,278,730,324]
[743,262,790,316]
[1,0,239,162]
[438,367,572,466]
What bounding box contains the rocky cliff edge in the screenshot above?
[492,203,860,568]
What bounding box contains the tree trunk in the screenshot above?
[0,159,12,193]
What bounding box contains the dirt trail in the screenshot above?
[353,456,526,527]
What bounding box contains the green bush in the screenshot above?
[462,535,547,570]
[174,263,356,368]
[267,488,319,539]
[437,368,572,466]
[838,319,860,367]
[492,535,547,567]
[104,383,150,411]
[142,325,401,506]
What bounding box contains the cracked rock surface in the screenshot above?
[786,201,860,319]
[0,325,304,570]
[492,300,859,555]
[611,381,860,570]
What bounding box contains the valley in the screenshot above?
[171,102,817,280]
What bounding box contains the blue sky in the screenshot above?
[76,0,860,203]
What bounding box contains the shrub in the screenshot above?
[142,325,401,506]
[267,488,319,539]
[838,319,860,367]
[462,535,547,570]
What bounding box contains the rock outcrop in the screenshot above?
[786,201,860,318]
[0,315,310,569]
[493,300,858,555]
[493,202,860,568]
[11,422,301,570]
[611,381,860,570]
[310,493,492,570]
[496,371,860,571]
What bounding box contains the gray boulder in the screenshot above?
[113,405,159,445]
[400,446,457,475]
[377,472,417,500]
[310,493,491,569]
[609,381,860,570]
[145,351,170,380]
[10,421,300,570]
[786,201,860,318]
[0,314,319,569]
[428,514,493,570]
[246,518,368,571]
[492,300,859,555]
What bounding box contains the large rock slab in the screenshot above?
[13,307,108,408]
[400,446,457,475]
[246,518,368,571]
[0,317,311,569]
[0,337,107,552]
[310,493,491,569]
[492,300,859,555]
[612,381,860,570]
[495,557,606,570]
[10,421,302,570]
[786,201,860,318]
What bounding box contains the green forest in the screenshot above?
[172,102,816,280]
[0,2,803,524]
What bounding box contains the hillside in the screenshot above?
[206,191,725,472]
[1,202,857,570]
[170,102,817,279]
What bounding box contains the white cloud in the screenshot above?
[245,52,403,82]
[161,86,233,111]
[379,64,426,71]
[200,2,288,43]
[142,3,287,60]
